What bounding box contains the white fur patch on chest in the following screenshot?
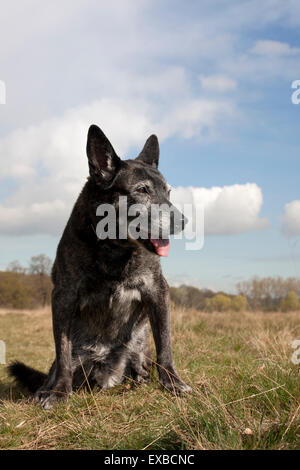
[109,287,141,309]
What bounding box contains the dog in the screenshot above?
[9,124,192,409]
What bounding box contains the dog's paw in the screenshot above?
[34,388,70,410]
[161,378,192,394]
[131,363,150,379]
[134,373,150,384]
[159,370,192,394]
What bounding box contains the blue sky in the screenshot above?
[0,0,300,291]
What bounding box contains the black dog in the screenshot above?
[9,125,192,409]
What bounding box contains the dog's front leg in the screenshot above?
[146,278,192,394]
[35,288,75,409]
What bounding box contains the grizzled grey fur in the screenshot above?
[9,124,192,409]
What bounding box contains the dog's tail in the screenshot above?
[8,361,47,394]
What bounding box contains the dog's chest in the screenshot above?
[79,275,150,323]
[75,269,154,349]
[78,281,145,344]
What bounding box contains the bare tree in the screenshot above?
[237,276,300,311]
[28,254,52,276]
[6,260,26,274]
[28,254,53,307]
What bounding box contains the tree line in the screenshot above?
[170,277,300,312]
[0,254,53,309]
[0,256,299,312]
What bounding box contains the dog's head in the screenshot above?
[86,124,186,256]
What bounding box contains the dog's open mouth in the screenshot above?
[149,238,170,257]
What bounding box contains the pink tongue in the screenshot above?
[150,238,170,257]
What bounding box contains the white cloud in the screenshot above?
[0,94,236,236]
[0,0,294,240]
[171,183,269,236]
[0,98,266,237]
[281,200,300,236]
[251,40,300,56]
[0,200,68,236]
[199,74,237,93]
[2,1,300,133]
[1,0,300,140]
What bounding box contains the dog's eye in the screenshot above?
[136,187,147,194]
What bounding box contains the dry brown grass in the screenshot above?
[0,307,50,316]
[0,307,299,449]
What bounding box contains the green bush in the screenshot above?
[205,293,232,312]
[280,291,300,312]
[205,293,248,312]
[231,295,248,312]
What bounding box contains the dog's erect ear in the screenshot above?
[136,135,160,168]
[86,125,120,185]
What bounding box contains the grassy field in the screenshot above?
[0,307,299,450]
